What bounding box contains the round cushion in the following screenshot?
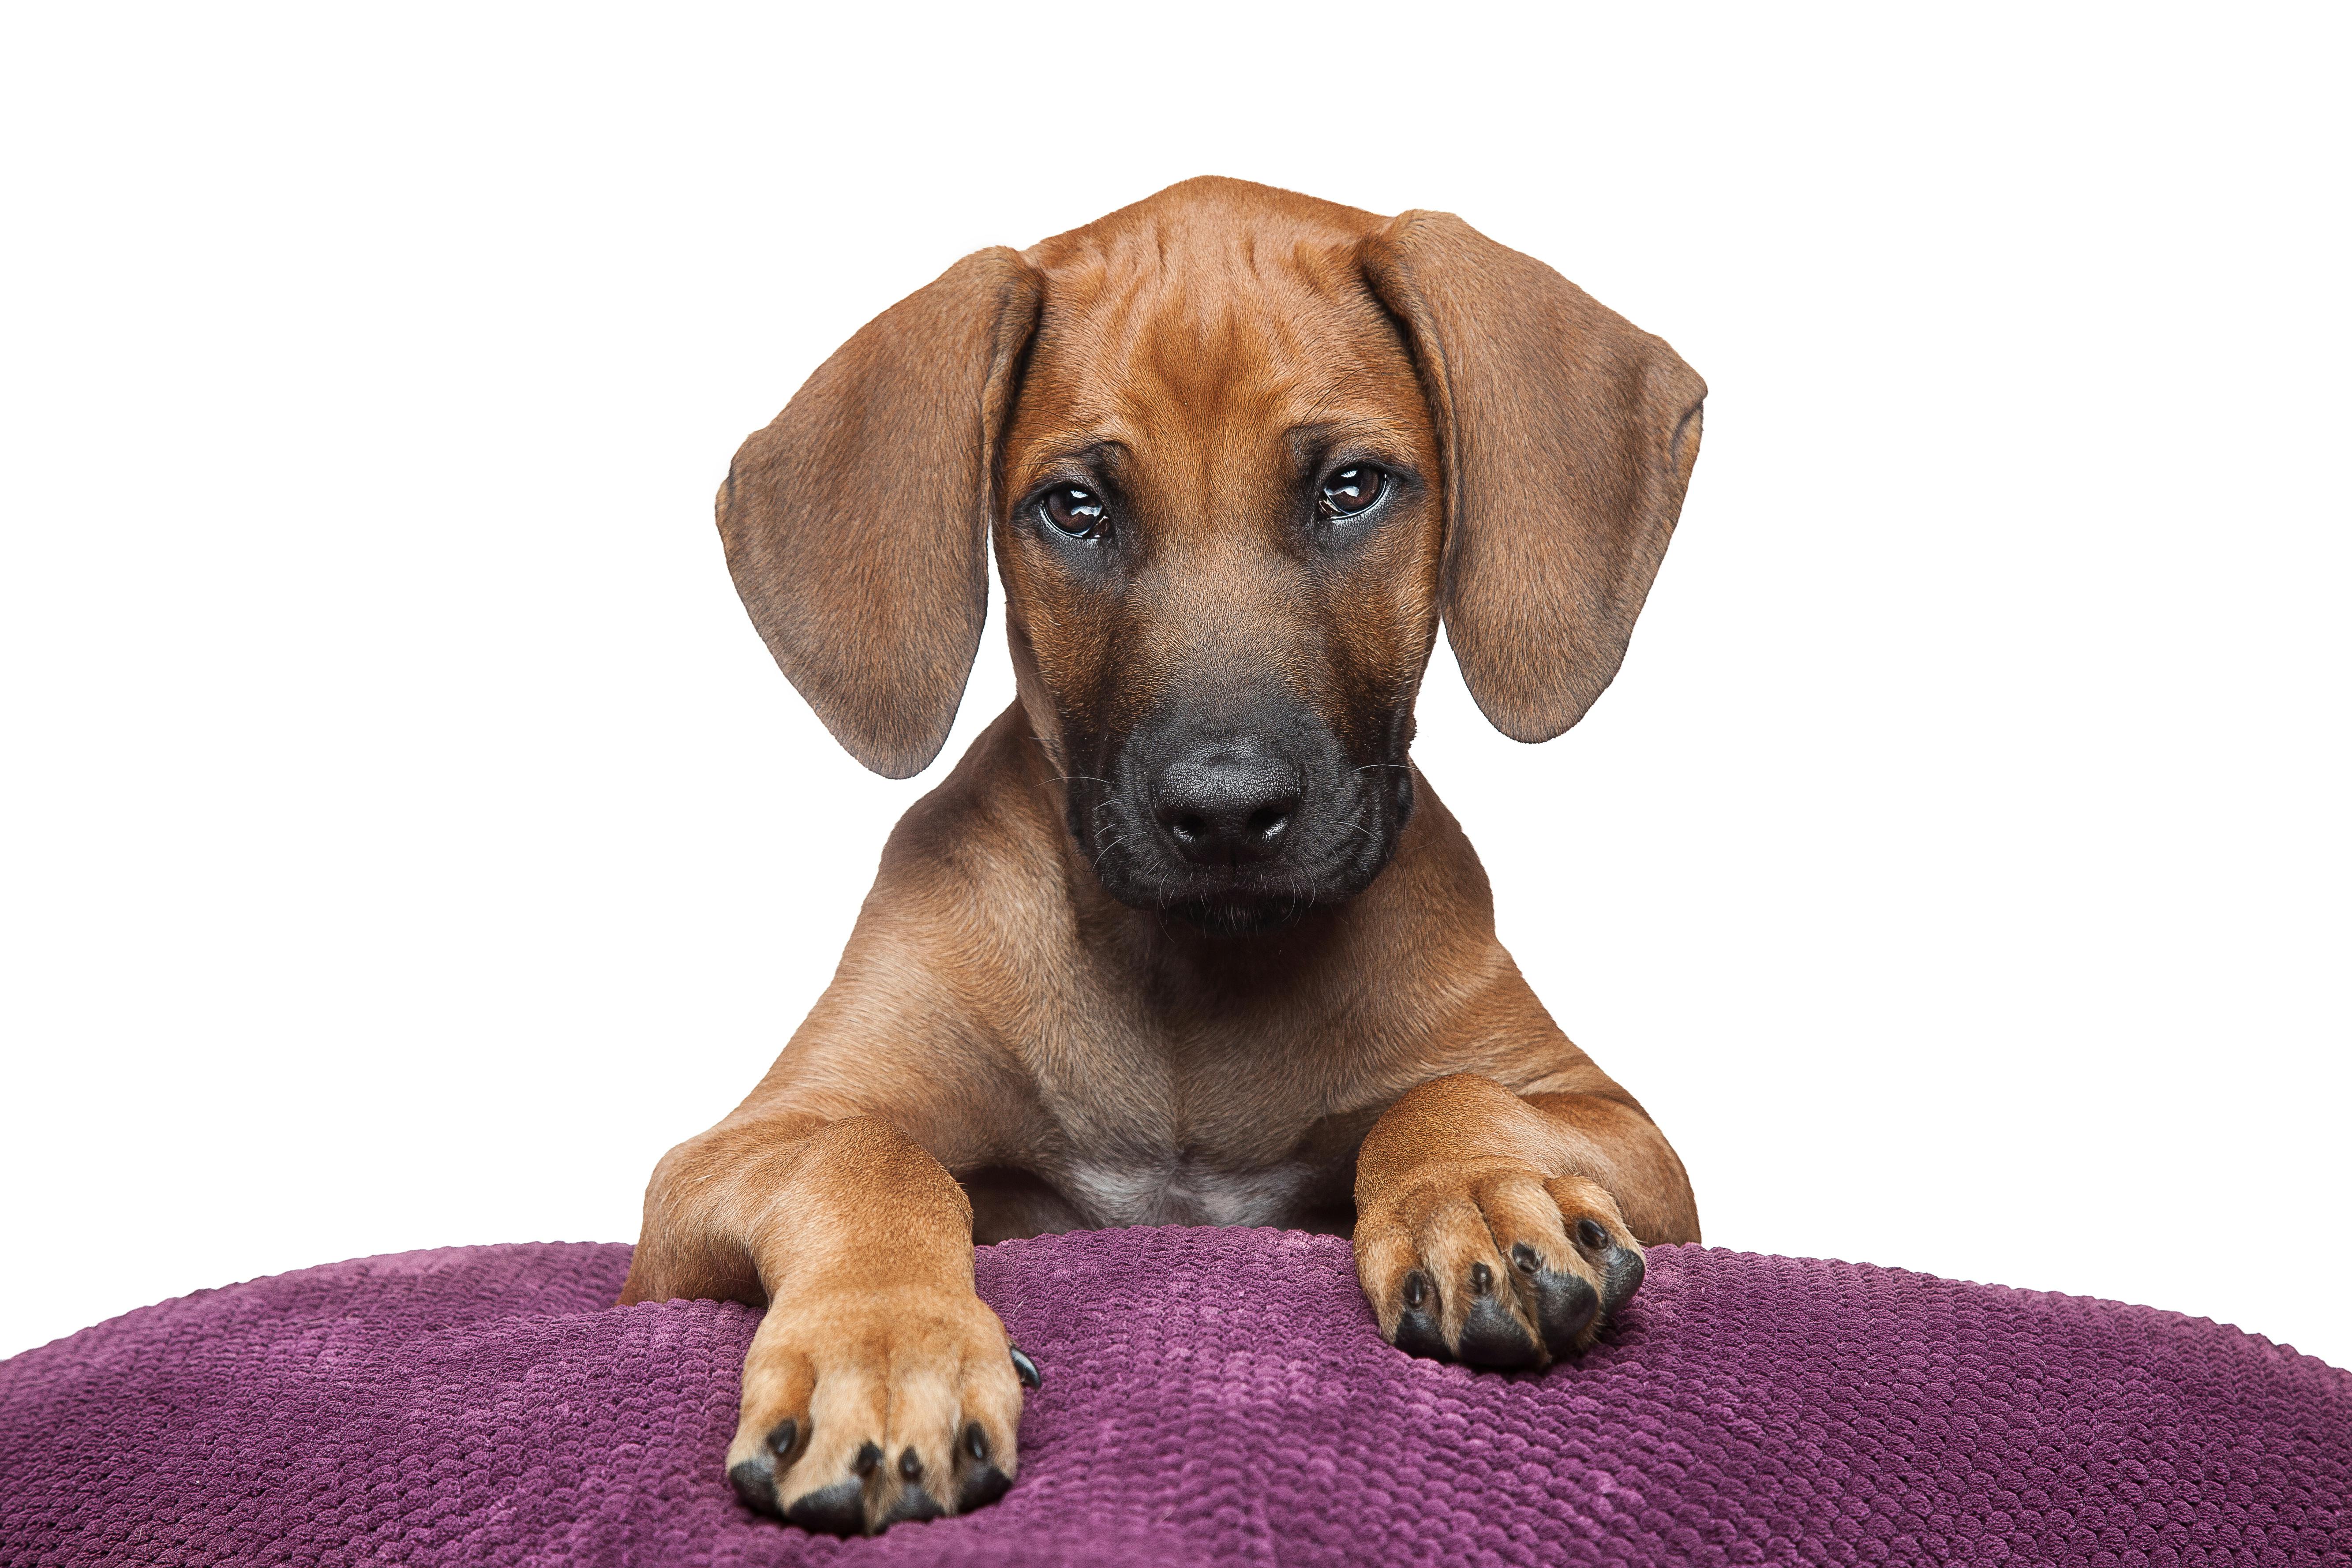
[2,1229,2345,1564]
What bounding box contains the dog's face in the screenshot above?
[994,218,1444,932]
[717,179,1705,931]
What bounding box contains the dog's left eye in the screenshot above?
[1041,484,1107,539]
[1318,465,1385,520]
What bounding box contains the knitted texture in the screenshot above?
[1,1230,2345,1565]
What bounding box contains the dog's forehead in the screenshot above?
[1021,176,1387,304]
[1007,180,1425,479]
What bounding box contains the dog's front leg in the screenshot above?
[1352,1074,1697,1368]
[619,1113,1029,1534]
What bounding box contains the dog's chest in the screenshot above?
[1026,1007,1363,1231]
[1062,1149,1322,1229]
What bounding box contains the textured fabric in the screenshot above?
[2,1229,2346,1566]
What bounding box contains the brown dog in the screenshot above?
[620,176,1706,1535]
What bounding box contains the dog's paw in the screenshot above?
[723,1280,1032,1534]
[1354,1162,1644,1367]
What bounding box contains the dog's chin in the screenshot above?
[1097,842,1400,938]
[1162,889,1329,937]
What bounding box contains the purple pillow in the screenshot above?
[3,1227,2345,1564]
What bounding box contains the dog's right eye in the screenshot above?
[1040,485,1107,539]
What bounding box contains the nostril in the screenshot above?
[1153,747,1303,863]
[1245,805,1291,840]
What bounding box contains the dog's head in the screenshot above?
[719,179,1704,934]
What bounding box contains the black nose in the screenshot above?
[1153,746,1302,865]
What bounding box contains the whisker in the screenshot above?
[1351,763,1413,775]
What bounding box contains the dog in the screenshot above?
[620,176,1706,1535]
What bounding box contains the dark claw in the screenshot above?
[1402,1270,1428,1308]
[728,1453,782,1518]
[1009,1344,1042,1390]
[963,1421,989,1463]
[1469,1261,1493,1295]
[1600,1245,1646,1315]
[1511,1242,1539,1274]
[958,1462,1015,1511]
[781,1478,866,1537]
[765,1418,798,1458]
[1529,1266,1601,1356]
[898,1447,923,1482]
[1456,1293,1542,1368]
[853,1441,883,1477]
[1577,1217,1609,1251]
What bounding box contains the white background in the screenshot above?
[4,6,2345,1368]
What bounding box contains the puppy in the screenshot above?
[621,176,1706,1535]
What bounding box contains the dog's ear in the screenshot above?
[719,248,1042,778]
[1363,212,1706,743]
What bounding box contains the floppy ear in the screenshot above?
[1363,212,1706,743]
[718,248,1041,777]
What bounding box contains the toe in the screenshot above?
[728,1453,781,1519]
[1391,1268,1449,1359]
[869,1361,959,1529]
[727,1334,816,1519]
[1525,1259,1601,1354]
[1599,1240,1645,1315]
[878,1479,944,1528]
[779,1432,875,1537]
[1453,1257,1540,1367]
[873,1416,959,1525]
[777,1370,890,1531]
[1551,1175,1648,1327]
[1413,1200,1487,1325]
[1497,1235,1603,1358]
[782,1477,868,1537]
[1455,1287,1542,1367]
[1355,1221,1448,1358]
[949,1336,1026,1516]
[955,1419,1014,1509]
[728,1416,806,1516]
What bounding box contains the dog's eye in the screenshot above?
[1318,465,1385,520]
[1041,485,1107,539]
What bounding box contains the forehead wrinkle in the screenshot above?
[1010,229,1432,520]
[1060,244,1345,389]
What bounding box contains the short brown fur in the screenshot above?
[625,177,1707,1535]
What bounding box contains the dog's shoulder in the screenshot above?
[858,703,1070,942]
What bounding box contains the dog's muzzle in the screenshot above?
[1070,704,1414,935]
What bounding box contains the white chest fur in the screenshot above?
[1064,1152,1318,1228]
